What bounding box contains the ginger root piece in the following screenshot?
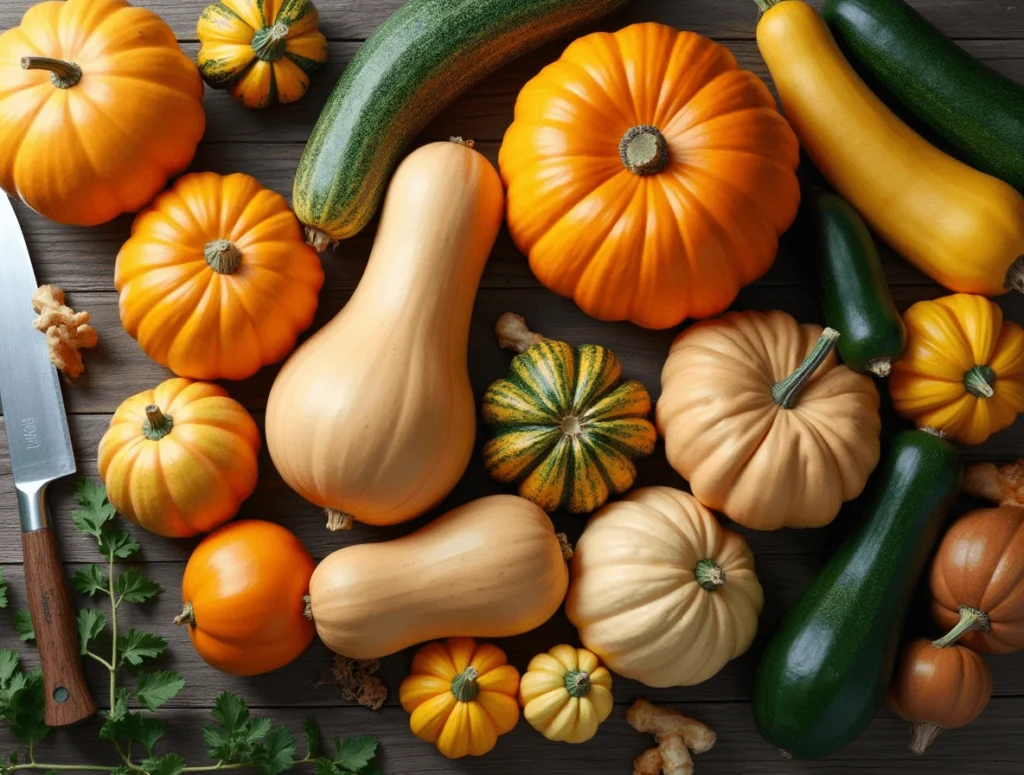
[626,699,716,775]
[964,460,1024,507]
[495,312,546,354]
[31,285,98,378]
[314,654,387,710]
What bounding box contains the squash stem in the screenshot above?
[305,225,336,252]
[557,532,574,562]
[252,22,291,62]
[694,559,726,591]
[753,0,786,11]
[964,365,996,399]
[619,125,670,175]
[771,328,840,409]
[303,595,313,621]
[451,666,480,702]
[142,405,174,441]
[1004,256,1024,294]
[173,602,195,627]
[448,136,476,149]
[909,721,942,755]
[564,670,592,698]
[866,357,892,378]
[21,56,81,89]
[932,605,990,649]
[495,312,545,354]
[204,239,243,274]
[325,507,354,532]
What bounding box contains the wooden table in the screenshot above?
[2,1,1023,772]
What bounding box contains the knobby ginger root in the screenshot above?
[495,312,546,354]
[31,285,98,377]
[626,699,716,775]
[964,460,1024,507]
[313,654,387,711]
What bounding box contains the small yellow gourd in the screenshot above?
[519,645,613,744]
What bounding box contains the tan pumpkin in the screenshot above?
[657,310,881,530]
[566,487,764,687]
[307,495,569,659]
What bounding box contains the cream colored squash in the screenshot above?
[307,495,570,658]
[265,140,504,527]
[566,487,764,687]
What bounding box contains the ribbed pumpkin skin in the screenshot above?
[499,23,800,329]
[293,0,629,243]
[115,172,324,381]
[482,341,656,514]
[519,645,613,744]
[0,0,205,226]
[197,0,328,108]
[891,294,1024,446]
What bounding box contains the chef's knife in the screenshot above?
[0,195,95,726]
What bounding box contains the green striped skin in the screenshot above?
[754,429,962,759]
[811,191,905,376]
[293,0,631,246]
[482,340,657,514]
[824,0,1024,189]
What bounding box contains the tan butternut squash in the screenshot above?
[307,495,570,658]
[266,140,504,527]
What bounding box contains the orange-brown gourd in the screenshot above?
[266,140,504,527]
[307,495,569,659]
[176,520,316,676]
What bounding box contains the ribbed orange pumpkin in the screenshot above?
[499,23,800,329]
[0,0,205,226]
[115,172,324,381]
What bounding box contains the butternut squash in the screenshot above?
[306,495,570,659]
[266,140,504,527]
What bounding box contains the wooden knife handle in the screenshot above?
[22,528,96,726]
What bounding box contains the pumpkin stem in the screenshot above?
[753,0,786,11]
[204,240,243,275]
[909,721,943,755]
[173,602,195,628]
[142,405,174,441]
[325,507,354,532]
[932,605,991,649]
[921,426,947,439]
[21,56,81,89]
[450,666,480,702]
[866,357,892,378]
[305,225,336,252]
[771,328,841,409]
[495,312,545,354]
[303,595,314,621]
[557,532,574,562]
[619,125,670,176]
[564,669,591,698]
[1004,256,1024,294]
[964,365,996,399]
[252,22,291,61]
[448,136,476,149]
[694,559,726,591]
[560,416,582,436]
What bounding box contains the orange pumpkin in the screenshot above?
[175,520,316,676]
[116,172,324,381]
[98,378,261,538]
[0,0,205,226]
[499,23,800,329]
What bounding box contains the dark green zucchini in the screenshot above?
[823,0,1024,189]
[293,0,630,249]
[754,428,962,759]
[811,190,905,377]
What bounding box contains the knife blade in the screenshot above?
[0,195,95,726]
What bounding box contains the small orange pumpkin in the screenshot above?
[115,172,324,381]
[176,520,316,676]
[97,378,261,538]
[499,23,800,329]
[0,0,205,226]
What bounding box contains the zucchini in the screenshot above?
[754,428,962,759]
[823,0,1024,189]
[811,190,905,377]
[294,0,630,249]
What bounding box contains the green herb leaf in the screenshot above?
[246,716,273,745]
[76,608,107,654]
[303,718,321,758]
[12,609,34,642]
[203,723,236,762]
[333,735,378,773]
[115,568,160,604]
[123,714,168,755]
[210,691,250,735]
[314,759,338,775]
[0,649,28,717]
[71,479,117,538]
[0,567,7,608]
[358,766,382,775]
[71,564,109,597]
[5,667,48,745]
[99,524,141,560]
[133,670,185,711]
[140,752,186,775]
[118,629,167,667]
[110,767,132,775]
[254,725,298,775]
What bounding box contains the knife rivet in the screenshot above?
[53,687,69,703]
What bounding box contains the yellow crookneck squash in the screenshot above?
[98,379,261,538]
[266,140,504,527]
[115,172,324,381]
[657,310,881,530]
[482,313,657,514]
[566,487,764,687]
[197,0,328,108]
[499,22,800,329]
[399,638,520,760]
[519,645,613,744]
[0,0,205,226]
[891,294,1024,445]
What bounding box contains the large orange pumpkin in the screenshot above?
[116,172,325,381]
[0,0,205,226]
[499,23,800,329]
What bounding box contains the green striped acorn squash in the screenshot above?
[482,313,657,514]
